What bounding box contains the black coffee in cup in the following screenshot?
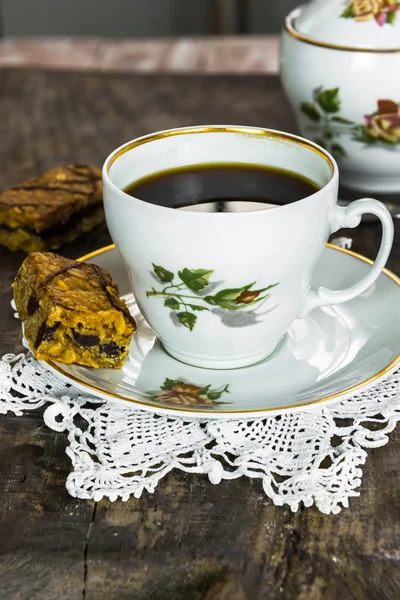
[124,163,319,212]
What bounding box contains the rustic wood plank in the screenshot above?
[83,434,400,600]
[0,36,280,74]
[0,411,96,599]
[0,70,398,600]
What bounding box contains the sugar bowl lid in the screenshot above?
[288,0,400,51]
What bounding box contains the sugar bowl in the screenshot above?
[280,0,400,193]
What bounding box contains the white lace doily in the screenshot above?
[1,351,399,514]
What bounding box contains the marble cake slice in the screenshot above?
[13,252,136,369]
[0,164,104,252]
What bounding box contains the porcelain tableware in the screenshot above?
[281,0,400,193]
[102,125,393,369]
[42,244,400,419]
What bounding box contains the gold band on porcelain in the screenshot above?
[106,125,335,173]
[44,244,400,416]
[285,11,400,53]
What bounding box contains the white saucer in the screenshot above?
[45,244,400,419]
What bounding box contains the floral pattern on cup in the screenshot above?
[146,264,279,331]
[153,379,230,407]
[300,87,400,157]
[341,0,400,26]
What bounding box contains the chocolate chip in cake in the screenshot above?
[27,294,39,315]
[72,330,100,347]
[35,322,59,348]
[100,341,123,358]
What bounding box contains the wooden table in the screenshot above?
[0,65,399,600]
[0,36,279,74]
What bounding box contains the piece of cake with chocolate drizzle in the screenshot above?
[0,164,104,252]
[13,252,136,368]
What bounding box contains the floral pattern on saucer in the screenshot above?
[300,86,400,158]
[341,0,400,26]
[146,264,278,331]
[153,379,230,407]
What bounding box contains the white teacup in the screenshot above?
[102,126,393,369]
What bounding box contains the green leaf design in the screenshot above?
[300,102,321,122]
[378,137,399,146]
[207,384,230,401]
[198,384,211,395]
[261,283,280,292]
[164,297,180,310]
[331,143,347,158]
[205,282,278,311]
[147,263,279,329]
[331,116,355,125]
[341,5,354,18]
[188,304,209,311]
[160,378,183,391]
[205,284,256,310]
[386,11,396,25]
[178,268,213,292]
[353,126,378,144]
[177,311,197,331]
[317,88,341,113]
[205,283,254,308]
[152,264,174,283]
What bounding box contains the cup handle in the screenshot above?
[299,198,394,318]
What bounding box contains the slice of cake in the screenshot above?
[0,164,104,252]
[13,252,136,368]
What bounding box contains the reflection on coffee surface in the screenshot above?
[124,163,320,212]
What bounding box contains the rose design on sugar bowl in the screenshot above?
[363,99,400,143]
[281,0,400,192]
[341,0,400,26]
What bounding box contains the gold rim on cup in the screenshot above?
[106,125,335,173]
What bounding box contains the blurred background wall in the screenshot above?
[2,0,300,37]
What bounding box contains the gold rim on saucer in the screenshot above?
[43,244,400,416]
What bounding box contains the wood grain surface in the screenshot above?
[0,70,399,600]
[0,36,279,74]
